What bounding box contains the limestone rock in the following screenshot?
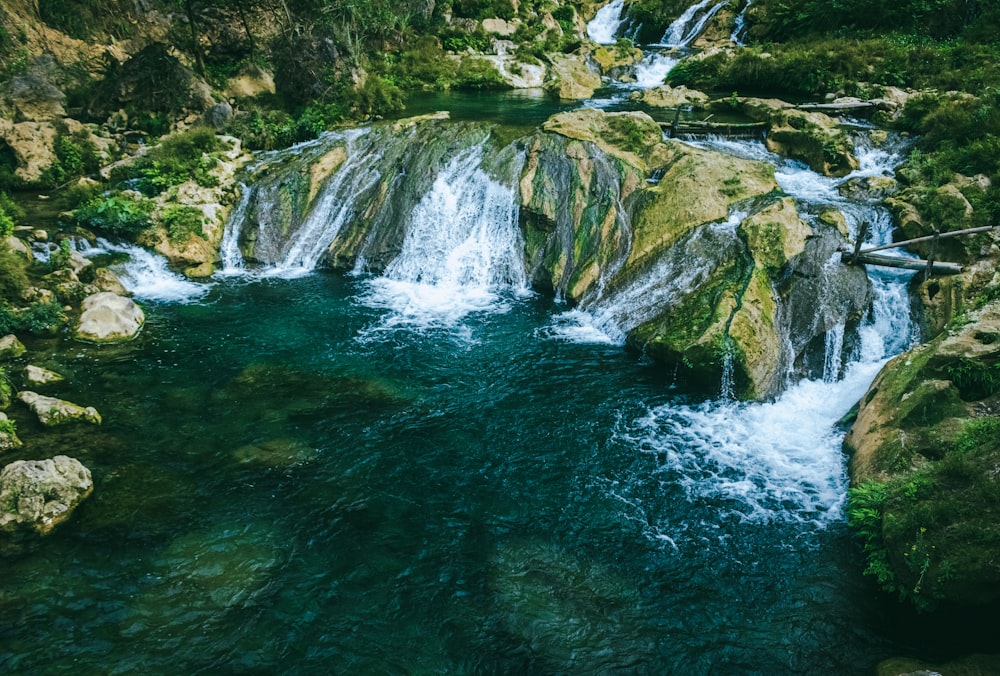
[75,292,145,343]
[545,53,602,100]
[224,64,276,100]
[631,85,709,108]
[0,119,59,184]
[18,391,102,426]
[201,101,234,131]
[0,335,26,360]
[3,72,66,122]
[0,456,93,535]
[23,365,65,387]
[92,268,130,296]
[5,235,33,262]
[482,18,517,36]
[845,301,1000,607]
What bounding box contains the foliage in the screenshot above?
[749,0,1000,42]
[0,300,66,335]
[944,358,1000,401]
[161,204,205,242]
[452,59,509,91]
[39,0,138,40]
[452,0,516,20]
[0,190,21,238]
[0,246,30,300]
[49,238,73,270]
[110,128,220,196]
[40,131,102,188]
[847,480,895,589]
[69,193,154,238]
[351,76,405,117]
[0,415,16,437]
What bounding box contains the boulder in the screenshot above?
[2,72,66,122]
[729,98,858,176]
[631,84,709,108]
[18,391,102,426]
[0,119,59,184]
[845,301,1000,607]
[482,18,518,36]
[23,365,65,387]
[544,53,602,100]
[0,456,93,535]
[223,64,276,101]
[75,292,145,342]
[0,334,26,360]
[92,268,130,296]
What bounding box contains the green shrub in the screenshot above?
[69,193,154,238]
[0,190,19,237]
[0,246,29,301]
[453,58,509,90]
[0,300,66,335]
[161,205,205,242]
[110,128,221,196]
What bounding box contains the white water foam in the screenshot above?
[218,183,251,274]
[587,0,626,44]
[633,52,679,89]
[359,143,528,333]
[93,239,211,303]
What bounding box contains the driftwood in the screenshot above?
[841,250,963,275]
[659,120,767,137]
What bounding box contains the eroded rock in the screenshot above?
[0,456,93,535]
[18,391,102,426]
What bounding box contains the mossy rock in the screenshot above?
[846,301,1000,608]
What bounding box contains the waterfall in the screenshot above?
[273,129,378,274]
[587,0,627,44]
[359,142,528,332]
[219,183,252,273]
[658,0,728,47]
[731,0,753,45]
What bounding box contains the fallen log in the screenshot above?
[841,251,963,275]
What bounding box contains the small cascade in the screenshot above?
[632,52,680,89]
[89,239,211,303]
[730,0,753,45]
[272,128,377,274]
[360,142,527,331]
[548,211,745,344]
[658,0,728,48]
[587,0,627,44]
[719,337,737,400]
[218,183,252,273]
[822,323,846,382]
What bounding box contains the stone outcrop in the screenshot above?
[630,85,709,108]
[75,292,145,342]
[720,97,859,176]
[0,334,26,360]
[845,301,1000,607]
[18,391,102,426]
[0,456,93,535]
[544,53,602,100]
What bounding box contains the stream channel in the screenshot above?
[0,7,988,674]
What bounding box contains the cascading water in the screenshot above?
[85,239,211,302]
[552,129,915,537]
[657,0,728,47]
[731,0,753,45]
[218,183,252,274]
[359,142,528,332]
[587,0,627,44]
[271,129,378,274]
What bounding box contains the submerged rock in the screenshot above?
[231,438,318,469]
[0,456,93,535]
[18,391,102,426]
[75,292,145,342]
[22,364,65,387]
